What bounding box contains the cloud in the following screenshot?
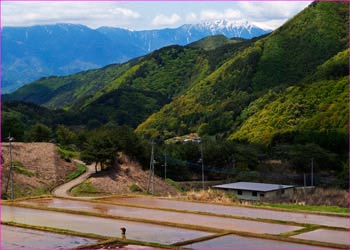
[152,14,181,26]
[251,20,285,30]
[109,8,140,19]
[199,9,242,21]
[186,12,198,23]
[2,2,140,28]
[2,1,312,30]
[238,1,311,21]
[236,1,311,29]
[224,9,242,20]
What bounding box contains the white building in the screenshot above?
[213,182,295,201]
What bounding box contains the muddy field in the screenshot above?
[96,196,350,229]
[1,225,98,249]
[3,196,349,249]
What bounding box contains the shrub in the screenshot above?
[129,183,142,192]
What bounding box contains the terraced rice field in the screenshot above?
[2,195,349,249]
[1,225,98,249]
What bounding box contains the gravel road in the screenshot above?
[52,160,95,198]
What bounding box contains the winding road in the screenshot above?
[52,160,95,198]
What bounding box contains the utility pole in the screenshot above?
[311,158,314,187]
[164,152,167,180]
[232,156,236,169]
[5,135,15,200]
[147,140,155,195]
[200,143,204,190]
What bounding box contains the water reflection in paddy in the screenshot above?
[2,205,212,245]
[186,234,340,250]
[96,196,350,229]
[1,225,98,249]
[19,198,302,234]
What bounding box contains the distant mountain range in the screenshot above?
[5,2,348,148]
[2,20,271,93]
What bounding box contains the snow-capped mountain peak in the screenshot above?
[181,19,270,38]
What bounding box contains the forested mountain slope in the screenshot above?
[4,2,348,145]
[3,20,270,93]
[5,39,253,128]
[136,2,349,142]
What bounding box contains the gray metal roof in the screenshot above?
[213,182,294,192]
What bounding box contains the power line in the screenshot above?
[156,153,334,185]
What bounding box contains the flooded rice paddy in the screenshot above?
[185,234,340,250]
[1,205,213,245]
[96,196,350,229]
[291,229,350,245]
[19,198,302,234]
[1,225,97,249]
[4,196,349,249]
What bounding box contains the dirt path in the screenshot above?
[52,161,95,198]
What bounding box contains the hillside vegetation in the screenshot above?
[136,2,348,142]
[5,39,253,128]
[231,49,349,144]
[2,2,348,188]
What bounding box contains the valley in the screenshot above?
[1,2,349,249]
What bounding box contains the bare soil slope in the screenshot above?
[1,142,76,198]
[80,154,179,196]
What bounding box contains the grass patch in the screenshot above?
[79,237,175,249]
[2,184,49,200]
[57,146,79,162]
[66,163,86,181]
[31,188,50,196]
[172,232,231,246]
[71,181,103,196]
[165,178,184,191]
[279,225,321,237]
[256,203,350,214]
[129,183,142,192]
[12,161,36,177]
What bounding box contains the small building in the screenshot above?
[213,182,295,201]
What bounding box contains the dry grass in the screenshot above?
[76,154,179,196]
[1,142,77,198]
[263,187,349,208]
[181,188,238,204]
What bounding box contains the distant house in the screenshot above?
[213,182,295,201]
[183,138,201,143]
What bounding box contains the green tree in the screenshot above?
[80,126,147,172]
[29,123,52,142]
[56,125,77,145]
[80,129,118,173]
[1,111,25,141]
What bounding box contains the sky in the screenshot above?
[1,1,312,31]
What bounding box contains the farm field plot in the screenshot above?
[18,197,302,234]
[4,196,350,249]
[97,196,350,229]
[1,205,213,245]
[291,229,350,245]
[1,225,98,249]
[185,234,339,250]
